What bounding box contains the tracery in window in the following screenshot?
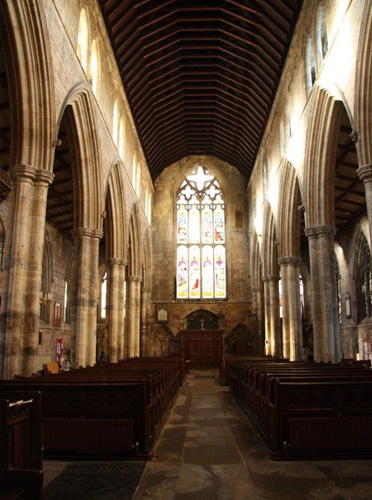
[358,234,372,320]
[336,259,342,321]
[306,37,316,92]
[316,5,328,64]
[101,271,107,319]
[176,166,226,299]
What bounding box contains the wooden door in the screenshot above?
[180,330,224,368]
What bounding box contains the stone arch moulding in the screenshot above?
[57,85,103,232]
[128,202,141,278]
[262,201,278,278]
[149,323,174,357]
[304,87,344,229]
[278,161,303,258]
[185,309,219,330]
[354,0,372,168]
[0,0,55,171]
[226,323,256,356]
[105,161,128,261]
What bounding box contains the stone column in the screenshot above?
[278,257,302,361]
[262,275,280,357]
[357,164,372,243]
[107,258,127,362]
[4,165,54,378]
[74,228,93,368]
[252,286,264,355]
[119,267,127,360]
[24,169,55,374]
[305,226,339,362]
[127,276,142,358]
[86,229,102,366]
[140,286,150,356]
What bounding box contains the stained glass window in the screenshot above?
[176,166,226,299]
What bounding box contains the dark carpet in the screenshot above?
[43,461,146,500]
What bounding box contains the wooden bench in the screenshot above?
[1,357,182,460]
[0,391,43,500]
[224,357,372,459]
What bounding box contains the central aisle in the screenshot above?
[132,369,371,500]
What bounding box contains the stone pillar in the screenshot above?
[107,258,127,362]
[357,164,372,242]
[74,228,93,368]
[262,275,280,357]
[278,257,303,361]
[140,286,150,356]
[127,276,142,358]
[119,268,127,360]
[252,286,264,355]
[305,226,339,362]
[4,165,54,378]
[86,229,102,366]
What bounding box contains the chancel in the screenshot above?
[0,1,372,499]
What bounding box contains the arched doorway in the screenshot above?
[178,309,224,368]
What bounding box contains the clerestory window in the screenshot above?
[176,166,226,299]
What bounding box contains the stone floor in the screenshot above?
[43,369,372,500]
[132,369,372,500]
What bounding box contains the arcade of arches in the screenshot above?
[0,0,372,378]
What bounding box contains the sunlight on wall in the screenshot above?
[112,100,119,146]
[119,117,125,158]
[132,152,137,189]
[77,9,89,72]
[90,39,99,94]
[286,123,306,169]
[320,10,353,89]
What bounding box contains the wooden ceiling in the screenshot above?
[0,3,366,240]
[99,0,304,181]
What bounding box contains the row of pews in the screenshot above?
[222,356,372,460]
[1,357,185,462]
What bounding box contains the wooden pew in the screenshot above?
[0,391,43,500]
[224,357,372,459]
[0,357,182,460]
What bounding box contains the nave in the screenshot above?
[43,370,372,500]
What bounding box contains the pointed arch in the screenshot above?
[355,0,372,167]
[59,86,103,232]
[261,202,278,277]
[142,228,153,291]
[106,162,128,261]
[278,161,303,258]
[128,203,141,277]
[304,87,344,228]
[0,0,55,170]
[249,228,262,289]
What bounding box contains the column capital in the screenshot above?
[357,164,372,183]
[11,164,37,184]
[278,256,300,266]
[34,169,55,187]
[262,275,279,282]
[91,229,103,240]
[108,258,128,267]
[304,225,336,239]
[11,165,55,187]
[128,275,142,283]
[74,227,93,239]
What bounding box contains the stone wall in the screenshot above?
[150,155,258,353]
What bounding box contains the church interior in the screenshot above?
[0,0,372,499]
